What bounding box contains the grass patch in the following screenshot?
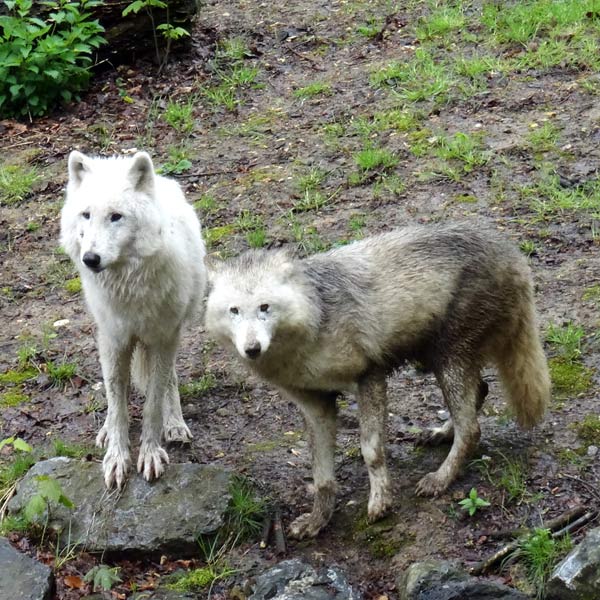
[164,99,195,134]
[0,163,40,205]
[204,224,236,249]
[415,5,466,41]
[46,360,77,388]
[52,438,99,459]
[354,147,398,172]
[0,390,28,408]
[573,415,600,445]
[548,357,593,397]
[179,373,217,400]
[294,81,332,99]
[0,367,37,385]
[526,122,561,153]
[546,322,585,362]
[63,277,82,294]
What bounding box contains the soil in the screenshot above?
[1,1,600,599]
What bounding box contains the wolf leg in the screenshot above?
[358,372,392,523]
[418,379,488,446]
[137,343,176,481]
[163,367,193,443]
[288,391,337,539]
[416,365,481,497]
[96,332,133,489]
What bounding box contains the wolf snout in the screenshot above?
[244,341,262,359]
[82,251,102,271]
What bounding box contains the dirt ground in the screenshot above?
[2,1,600,598]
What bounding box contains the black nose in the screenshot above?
[82,252,101,270]
[245,343,261,359]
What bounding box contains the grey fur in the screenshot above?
[205,223,551,538]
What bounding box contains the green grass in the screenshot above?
[164,99,195,134]
[294,81,332,99]
[295,167,327,193]
[354,147,398,172]
[0,390,28,408]
[0,163,40,205]
[415,5,466,41]
[52,438,100,459]
[204,224,236,249]
[193,194,219,215]
[179,373,217,400]
[63,277,82,294]
[158,146,193,175]
[0,367,37,385]
[526,122,561,153]
[548,357,593,397]
[225,476,266,540]
[546,322,585,362]
[573,415,600,445]
[293,190,330,212]
[217,36,252,62]
[433,132,489,172]
[246,228,267,248]
[46,360,77,388]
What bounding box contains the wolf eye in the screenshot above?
[82,211,90,220]
[229,307,239,315]
[110,213,123,222]
[259,304,270,312]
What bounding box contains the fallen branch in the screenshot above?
[471,505,596,575]
[273,506,286,555]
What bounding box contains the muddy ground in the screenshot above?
[2,1,600,598]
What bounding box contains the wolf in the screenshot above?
[205,223,551,538]
[60,151,207,489]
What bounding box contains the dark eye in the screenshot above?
[82,211,90,220]
[230,307,239,315]
[110,213,123,222]
[260,304,269,312]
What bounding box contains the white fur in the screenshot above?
[61,151,206,489]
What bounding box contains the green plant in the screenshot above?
[0,0,106,118]
[64,277,82,294]
[546,322,585,362]
[0,163,40,205]
[520,240,537,257]
[526,122,561,153]
[179,373,217,399]
[516,528,572,599]
[458,487,491,516]
[573,415,600,445]
[46,359,77,388]
[294,81,332,99]
[354,147,398,172]
[84,565,122,592]
[122,0,189,73]
[158,146,193,175]
[24,474,74,523]
[415,5,466,41]
[225,476,265,540]
[164,99,195,133]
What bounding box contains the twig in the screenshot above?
[273,506,286,555]
[259,513,272,549]
[471,505,593,575]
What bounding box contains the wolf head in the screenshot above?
[205,250,318,362]
[60,151,164,273]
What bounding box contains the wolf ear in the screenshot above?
[128,152,155,192]
[68,151,91,187]
[204,254,223,283]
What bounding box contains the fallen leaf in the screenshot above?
[64,575,85,589]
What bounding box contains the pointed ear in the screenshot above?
[68,151,91,187]
[204,254,223,284]
[128,152,155,192]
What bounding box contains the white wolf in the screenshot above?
[60,151,206,489]
[205,223,550,538]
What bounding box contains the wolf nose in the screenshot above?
[82,252,101,270]
[245,343,262,359]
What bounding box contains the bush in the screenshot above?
[0,0,107,118]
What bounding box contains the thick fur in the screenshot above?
[205,223,550,538]
[60,151,206,489]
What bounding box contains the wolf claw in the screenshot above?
[137,443,169,481]
[415,472,449,497]
[96,425,109,449]
[163,419,193,443]
[288,512,326,539]
[103,446,131,489]
[367,487,392,523]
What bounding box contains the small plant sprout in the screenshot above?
[458,487,491,516]
[84,565,122,592]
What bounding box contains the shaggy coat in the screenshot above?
[205,223,550,538]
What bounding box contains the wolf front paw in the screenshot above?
[137,442,169,482]
[367,486,392,523]
[102,446,131,489]
[288,512,328,539]
[163,418,193,443]
[415,471,450,497]
[416,425,454,447]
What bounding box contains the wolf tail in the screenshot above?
[131,343,150,395]
[496,301,551,429]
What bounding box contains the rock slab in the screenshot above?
[8,457,231,555]
[397,559,529,600]
[249,558,362,600]
[547,526,600,599]
[0,537,54,600]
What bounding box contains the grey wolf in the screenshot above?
[60,151,206,489]
[205,223,550,538]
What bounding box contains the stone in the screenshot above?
[8,457,231,555]
[397,559,529,600]
[547,526,600,599]
[249,558,362,600]
[0,537,54,600]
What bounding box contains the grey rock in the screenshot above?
[397,559,528,600]
[130,590,198,599]
[547,526,600,599]
[249,558,361,600]
[8,457,231,555]
[0,537,54,600]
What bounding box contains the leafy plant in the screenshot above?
[458,487,491,516]
[0,0,106,118]
[24,475,74,522]
[84,565,122,592]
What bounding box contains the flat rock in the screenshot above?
[547,526,600,599]
[0,537,54,600]
[249,558,362,600]
[8,457,231,556]
[397,559,529,600]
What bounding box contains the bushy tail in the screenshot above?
[130,343,149,395]
[497,303,551,429]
